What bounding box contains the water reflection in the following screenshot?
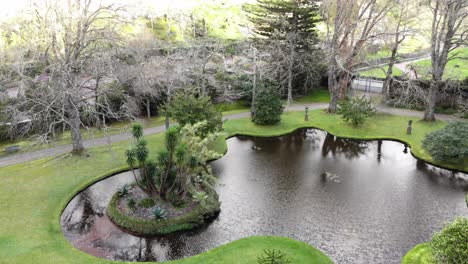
[61,129,468,263]
[321,132,369,159]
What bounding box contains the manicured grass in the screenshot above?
[0,109,464,264]
[0,112,334,264]
[411,47,468,80]
[224,110,465,172]
[358,65,404,79]
[0,91,330,156]
[0,116,167,157]
[294,89,330,104]
[402,243,433,264]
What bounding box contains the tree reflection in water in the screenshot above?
[63,189,96,234]
[321,132,369,159]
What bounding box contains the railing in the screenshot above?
[351,78,384,94]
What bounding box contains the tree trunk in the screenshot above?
[67,98,85,155]
[383,46,398,102]
[287,45,294,107]
[328,91,339,112]
[327,66,341,113]
[146,98,151,119]
[423,81,439,121]
[95,77,102,130]
[165,116,170,130]
[251,48,257,116]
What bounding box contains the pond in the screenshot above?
[61,129,468,263]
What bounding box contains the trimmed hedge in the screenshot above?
[107,190,221,236]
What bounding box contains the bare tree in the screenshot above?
[382,1,417,101]
[423,0,467,121]
[4,0,126,154]
[322,0,393,112]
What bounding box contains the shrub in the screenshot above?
[192,191,209,208]
[169,191,185,208]
[337,95,376,126]
[252,82,284,125]
[127,198,136,211]
[117,184,129,197]
[430,217,468,264]
[138,198,155,208]
[422,121,468,162]
[153,207,168,220]
[163,92,222,137]
[257,249,291,264]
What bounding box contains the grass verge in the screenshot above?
[402,243,433,264]
[0,109,464,264]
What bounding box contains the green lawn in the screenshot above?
[358,65,405,79]
[411,48,468,80]
[0,109,465,264]
[0,90,330,156]
[402,243,433,264]
[0,116,167,157]
[294,89,330,104]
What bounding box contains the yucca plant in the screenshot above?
[153,207,167,220]
[118,184,129,197]
[126,124,156,194]
[192,191,209,208]
[159,126,179,197]
[132,123,144,139]
[127,198,136,211]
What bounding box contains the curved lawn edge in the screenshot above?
[402,243,433,264]
[55,167,332,263]
[52,109,467,263]
[165,236,333,264]
[107,190,220,236]
[222,110,467,173]
[2,109,465,264]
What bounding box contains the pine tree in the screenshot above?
[243,0,323,105]
[244,0,320,51]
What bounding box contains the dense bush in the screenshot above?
[430,217,468,264]
[337,95,376,126]
[422,121,468,162]
[163,92,222,136]
[252,82,284,125]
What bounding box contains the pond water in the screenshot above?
[61,129,468,264]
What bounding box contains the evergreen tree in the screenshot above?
[243,0,323,104]
[244,0,320,50]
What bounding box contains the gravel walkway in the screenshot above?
[0,102,461,168]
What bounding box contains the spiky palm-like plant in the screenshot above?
[132,123,144,139]
[159,126,179,197]
[126,124,156,194]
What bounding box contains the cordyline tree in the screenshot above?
[244,0,322,106]
[423,0,467,121]
[3,0,126,154]
[321,0,393,112]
